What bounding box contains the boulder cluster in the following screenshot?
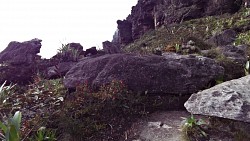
[0,0,250,125]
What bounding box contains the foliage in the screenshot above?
[31,127,56,141]
[0,111,21,141]
[181,115,209,141]
[234,31,250,46]
[0,81,16,105]
[0,76,67,140]
[57,44,80,62]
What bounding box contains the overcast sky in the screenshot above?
[0,0,137,58]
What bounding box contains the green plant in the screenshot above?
[33,127,56,141]
[0,111,21,141]
[181,115,209,141]
[0,81,16,105]
[57,44,80,62]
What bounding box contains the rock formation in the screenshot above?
[0,38,43,85]
[185,75,250,123]
[64,53,224,95]
[114,0,242,45]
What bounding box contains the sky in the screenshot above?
[0,0,137,58]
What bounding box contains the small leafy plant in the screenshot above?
[181,114,209,141]
[0,81,16,105]
[0,111,21,141]
[32,127,56,141]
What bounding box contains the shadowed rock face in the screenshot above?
[114,0,242,45]
[185,75,250,123]
[64,53,224,95]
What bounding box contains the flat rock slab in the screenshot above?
[64,53,223,95]
[185,75,250,123]
[126,111,189,141]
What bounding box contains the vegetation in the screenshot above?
[57,44,81,62]
[1,6,250,141]
[0,111,21,141]
[181,115,209,141]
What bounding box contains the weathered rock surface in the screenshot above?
[64,53,224,95]
[102,41,121,54]
[114,0,242,45]
[207,29,237,47]
[219,45,247,81]
[185,75,250,123]
[45,62,77,79]
[0,38,41,65]
[0,39,43,85]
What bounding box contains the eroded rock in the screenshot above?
[64,53,224,95]
[185,75,250,123]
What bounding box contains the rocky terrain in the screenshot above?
[0,0,250,140]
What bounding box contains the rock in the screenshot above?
[207,29,237,47]
[64,53,224,95]
[0,38,42,85]
[114,0,242,45]
[117,20,133,45]
[184,75,250,123]
[67,43,83,51]
[102,41,121,54]
[219,45,248,81]
[0,38,42,65]
[45,62,77,79]
[84,47,98,57]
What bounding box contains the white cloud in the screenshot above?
[0,0,137,58]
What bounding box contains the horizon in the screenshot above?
[0,0,137,58]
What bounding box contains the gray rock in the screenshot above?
[114,0,241,45]
[64,53,224,95]
[102,41,121,54]
[0,38,42,65]
[207,29,237,47]
[0,38,42,85]
[46,62,77,79]
[219,45,248,81]
[185,75,250,123]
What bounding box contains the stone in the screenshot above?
[0,38,42,85]
[45,62,77,79]
[0,38,42,65]
[219,45,248,81]
[84,47,98,57]
[207,29,237,47]
[114,0,242,45]
[117,20,133,45]
[64,53,224,95]
[102,41,121,54]
[184,75,250,123]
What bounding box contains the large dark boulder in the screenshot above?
[0,38,41,65]
[0,39,42,85]
[185,75,250,123]
[207,29,237,47]
[64,53,224,95]
[114,0,242,45]
[45,62,77,79]
[102,41,121,54]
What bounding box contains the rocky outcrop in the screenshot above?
[0,39,42,85]
[0,38,41,65]
[114,0,242,45]
[102,41,121,54]
[185,75,250,123]
[64,53,224,95]
[45,62,77,79]
[219,45,248,81]
[207,29,237,47]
